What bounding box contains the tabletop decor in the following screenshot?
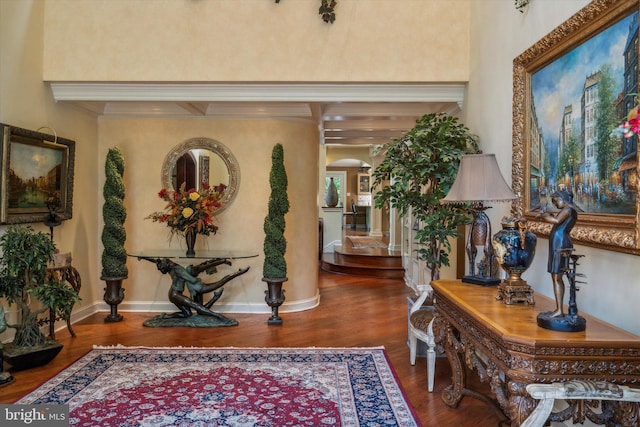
[442,153,518,286]
[15,346,420,427]
[493,216,537,305]
[146,182,225,257]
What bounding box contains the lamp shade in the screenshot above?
[442,154,517,204]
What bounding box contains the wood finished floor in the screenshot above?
[0,233,501,426]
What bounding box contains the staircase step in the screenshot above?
[320,250,404,279]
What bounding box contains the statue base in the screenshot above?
[496,282,535,305]
[537,311,586,332]
[143,313,238,328]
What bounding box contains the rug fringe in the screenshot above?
[92,344,386,350]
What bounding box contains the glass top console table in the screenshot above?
[128,250,258,327]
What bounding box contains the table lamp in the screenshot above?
[442,153,517,286]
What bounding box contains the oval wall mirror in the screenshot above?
[161,138,240,214]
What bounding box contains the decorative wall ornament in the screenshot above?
[515,0,530,13]
[274,0,337,24]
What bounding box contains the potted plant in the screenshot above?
[372,112,478,280]
[262,143,290,325]
[0,225,80,370]
[101,147,128,322]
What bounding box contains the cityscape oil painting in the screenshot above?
[528,10,638,216]
[513,0,640,255]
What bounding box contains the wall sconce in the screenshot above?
[442,154,517,286]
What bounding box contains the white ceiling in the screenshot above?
[50,82,465,147]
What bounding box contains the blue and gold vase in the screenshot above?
[492,217,537,286]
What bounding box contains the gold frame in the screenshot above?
[512,0,640,255]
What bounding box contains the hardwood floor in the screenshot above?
[0,237,501,426]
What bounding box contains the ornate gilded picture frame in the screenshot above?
[512,0,640,255]
[0,123,75,225]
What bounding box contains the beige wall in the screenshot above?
[466,0,640,335]
[99,118,320,310]
[0,0,99,332]
[42,0,470,83]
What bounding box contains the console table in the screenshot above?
[431,279,640,426]
[130,250,257,327]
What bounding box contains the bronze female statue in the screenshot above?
[539,190,578,317]
[537,190,586,332]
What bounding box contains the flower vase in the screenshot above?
[185,229,197,257]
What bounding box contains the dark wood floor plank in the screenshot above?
[0,257,500,426]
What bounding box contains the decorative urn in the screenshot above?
[492,216,537,286]
[325,177,339,207]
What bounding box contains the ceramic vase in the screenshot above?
[185,228,197,257]
[325,177,338,207]
[492,217,537,285]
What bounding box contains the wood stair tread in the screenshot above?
[320,251,404,279]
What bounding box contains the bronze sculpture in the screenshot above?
[138,256,249,327]
[536,190,586,332]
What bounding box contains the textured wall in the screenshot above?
[42,0,470,83]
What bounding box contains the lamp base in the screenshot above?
[461,275,500,287]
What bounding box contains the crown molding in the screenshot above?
[49,82,466,105]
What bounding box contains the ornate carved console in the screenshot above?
[431,279,640,426]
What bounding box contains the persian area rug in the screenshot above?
[347,236,388,249]
[16,346,421,427]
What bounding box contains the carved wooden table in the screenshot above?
[431,279,640,426]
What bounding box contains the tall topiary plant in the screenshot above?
[372,112,478,281]
[101,147,127,322]
[262,143,289,325]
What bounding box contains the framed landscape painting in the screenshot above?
[0,124,75,224]
[512,0,640,255]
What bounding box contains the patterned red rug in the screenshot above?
[16,346,421,426]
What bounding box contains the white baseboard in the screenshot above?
[1,291,321,343]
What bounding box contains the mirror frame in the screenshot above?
[161,137,240,214]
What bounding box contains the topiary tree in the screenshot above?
[101,147,127,322]
[262,143,289,280]
[372,112,478,281]
[101,147,128,279]
[262,143,289,325]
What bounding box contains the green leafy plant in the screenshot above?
[0,226,80,348]
[262,143,290,279]
[101,147,128,279]
[372,113,478,280]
